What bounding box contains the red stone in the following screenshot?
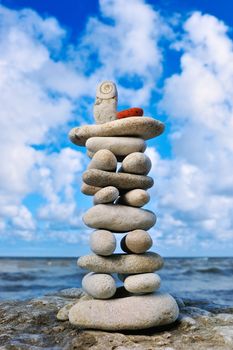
[117,107,144,119]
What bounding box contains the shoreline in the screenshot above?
[0,288,232,349]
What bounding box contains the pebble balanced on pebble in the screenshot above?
[68,81,179,331]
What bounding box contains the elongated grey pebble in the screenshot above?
[78,252,163,274]
[83,169,153,191]
[86,137,146,158]
[69,117,165,146]
[83,204,156,232]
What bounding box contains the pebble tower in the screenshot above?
[67,81,179,330]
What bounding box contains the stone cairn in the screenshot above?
[67,81,179,331]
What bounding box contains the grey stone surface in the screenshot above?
[94,186,119,205]
[86,136,146,158]
[78,252,163,274]
[90,230,116,256]
[93,81,117,124]
[0,287,232,349]
[118,189,150,207]
[69,292,179,330]
[82,272,116,299]
[121,152,152,175]
[124,273,161,294]
[81,183,102,196]
[83,204,156,232]
[121,229,153,254]
[83,169,154,191]
[69,117,165,146]
[88,149,117,171]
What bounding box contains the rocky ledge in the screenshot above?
[0,288,233,350]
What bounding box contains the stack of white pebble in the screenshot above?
[66,81,179,331]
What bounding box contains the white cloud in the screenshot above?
[0,0,170,243]
[153,12,233,250]
[1,2,232,253]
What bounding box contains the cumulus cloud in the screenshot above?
[0,0,169,243]
[0,5,84,240]
[1,1,233,254]
[152,12,233,251]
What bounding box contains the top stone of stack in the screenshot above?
[69,80,165,145]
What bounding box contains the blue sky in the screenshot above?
[0,0,233,257]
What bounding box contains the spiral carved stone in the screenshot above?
[94,80,118,124]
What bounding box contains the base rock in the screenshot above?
[69,292,179,330]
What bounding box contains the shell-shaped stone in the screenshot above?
[96,81,117,99]
[82,272,116,299]
[90,230,116,256]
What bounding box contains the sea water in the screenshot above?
[0,257,232,306]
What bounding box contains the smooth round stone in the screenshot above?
[88,149,117,172]
[82,272,116,299]
[81,183,102,196]
[94,186,119,205]
[69,292,179,330]
[90,230,116,256]
[78,252,163,274]
[83,169,153,191]
[86,137,146,159]
[83,204,156,232]
[124,273,161,294]
[121,230,153,254]
[121,152,152,175]
[69,117,165,146]
[118,189,150,207]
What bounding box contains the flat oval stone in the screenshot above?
[69,117,165,146]
[83,169,153,191]
[121,152,152,175]
[83,204,156,232]
[124,273,161,294]
[81,183,102,196]
[121,230,153,253]
[78,252,163,274]
[90,230,116,256]
[94,186,119,205]
[69,292,179,330]
[82,272,116,299]
[88,149,117,171]
[86,137,146,160]
[118,189,150,207]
